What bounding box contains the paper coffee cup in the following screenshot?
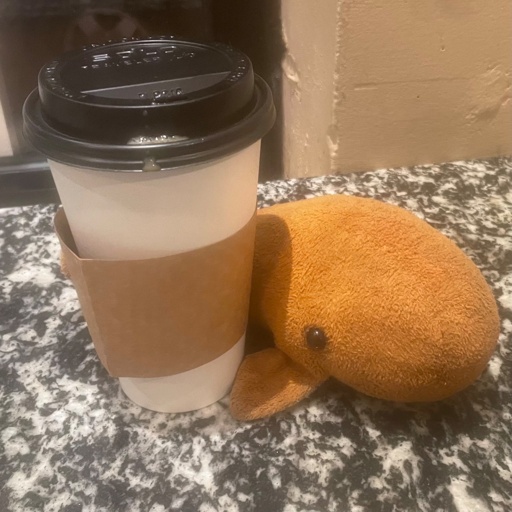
[23,37,275,413]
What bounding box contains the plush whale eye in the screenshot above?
[305,327,328,351]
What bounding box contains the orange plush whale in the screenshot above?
[230,195,500,420]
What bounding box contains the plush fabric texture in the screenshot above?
[230,195,500,421]
[230,348,325,421]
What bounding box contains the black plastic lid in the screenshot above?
[23,36,275,171]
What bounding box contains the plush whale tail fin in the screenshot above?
[230,348,326,420]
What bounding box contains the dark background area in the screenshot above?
[212,0,284,184]
[0,0,283,207]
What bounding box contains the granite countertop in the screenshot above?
[1,158,511,512]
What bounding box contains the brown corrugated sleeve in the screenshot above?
[55,208,256,378]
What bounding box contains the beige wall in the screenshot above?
[281,0,339,178]
[282,0,512,177]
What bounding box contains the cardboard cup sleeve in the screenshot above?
[54,208,256,378]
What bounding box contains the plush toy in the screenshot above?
[230,194,500,420]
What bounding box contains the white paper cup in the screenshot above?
[49,142,260,259]
[50,142,260,412]
[23,38,275,413]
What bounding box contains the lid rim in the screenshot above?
[23,76,275,171]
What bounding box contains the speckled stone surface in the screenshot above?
[1,158,511,512]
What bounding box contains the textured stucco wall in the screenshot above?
[282,0,512,177]
[281,0,339,178]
